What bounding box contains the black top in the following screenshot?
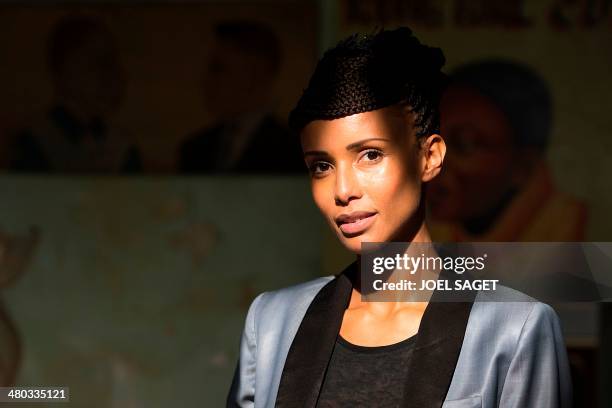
[316,334,416,407]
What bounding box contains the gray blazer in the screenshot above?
[227,262,572,408]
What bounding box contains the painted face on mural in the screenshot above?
[428,85,523,223]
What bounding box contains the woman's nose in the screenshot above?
[334,163,361,205]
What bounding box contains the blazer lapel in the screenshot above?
[401,269,477,407]
[275,261,356,408]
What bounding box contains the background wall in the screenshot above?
[1,176,325,407]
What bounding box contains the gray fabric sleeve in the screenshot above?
[499,302,573,408]
[226,293,265,408]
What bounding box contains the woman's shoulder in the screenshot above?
[468,284,562,339]
[261,275,334,303]
[246,275,336,323]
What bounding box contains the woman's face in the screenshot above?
[300,105,445,254]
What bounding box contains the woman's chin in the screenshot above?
[338,232,380,254]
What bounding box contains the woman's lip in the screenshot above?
[338,213,377,236]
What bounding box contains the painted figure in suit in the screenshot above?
[10,15,141,173]
[227,27,571,407]
[178,21,303,174]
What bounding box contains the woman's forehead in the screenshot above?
[300,106,417,150]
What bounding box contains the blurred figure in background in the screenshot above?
[428,59,587,242]
[179,20,304,173]
[9,15,141,173]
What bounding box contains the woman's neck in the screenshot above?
[350,221,437,314]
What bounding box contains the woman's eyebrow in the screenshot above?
[346,137,389,151]
[303,150,328,158]
[303,138,390,157]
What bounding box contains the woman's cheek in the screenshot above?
[354,160,389,191]
[311,184,329,218]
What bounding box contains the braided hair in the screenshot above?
[289,27,447,139]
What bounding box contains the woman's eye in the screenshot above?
[310,162,331,175]
[361,149,383,162]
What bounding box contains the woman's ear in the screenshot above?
[420,134,446,182]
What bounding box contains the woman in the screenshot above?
[227,27,571,408]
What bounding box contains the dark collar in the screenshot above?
[275,261,476,408]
